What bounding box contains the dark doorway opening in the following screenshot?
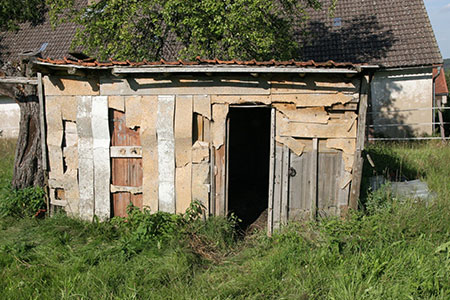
[227,107,271,230]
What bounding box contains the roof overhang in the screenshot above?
[35,61,379,75]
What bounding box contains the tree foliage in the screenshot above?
[0,0,47,31]
[47,0,336,61]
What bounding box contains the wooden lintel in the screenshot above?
[0,77,38,85]
[110,185,143,195]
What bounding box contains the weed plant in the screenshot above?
[0,141,449,299]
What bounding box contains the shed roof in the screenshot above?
[36,57,374,74]
[1,0,442,69]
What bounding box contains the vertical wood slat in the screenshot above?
[111,109,143,217]
[77,96,94,220]
[281,146,290,225]
[210,145,216,216]
[310,138,318,221]
[91,96,110,220]
[289,152,312,220]
[157,95,176,213]
[350,75,369,210]
[214,145,226,216]
[273,145,282,229]
[175,95,193,213]
[317,152,341,218]
[267,108,275,236]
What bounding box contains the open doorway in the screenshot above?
[227,107,271,230]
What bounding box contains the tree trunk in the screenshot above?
[11,95,44,189]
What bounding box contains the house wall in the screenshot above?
[0,96,20,138]
[371,68,433,137]
[42,72,362,223]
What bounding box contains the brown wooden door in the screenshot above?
[110,109,143,217]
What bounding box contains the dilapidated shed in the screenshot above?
[35,57,375,233]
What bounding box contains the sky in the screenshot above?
[424,0,450,59]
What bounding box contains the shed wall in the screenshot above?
[42,73,362,224]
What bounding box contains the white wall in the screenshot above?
[370,68,433,137]
[0,96,21,138]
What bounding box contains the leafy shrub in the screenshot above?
[0,186,45,218]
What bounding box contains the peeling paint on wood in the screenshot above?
[77,96,94,221]
[157,95,176,213]
[275,136,305,156]
[92,96,110,220]
[141,96,159,212]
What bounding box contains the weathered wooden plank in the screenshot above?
[267,108,275,235]
[192,162,210,210]
[275,136,305,156]
[317,152,341,218]
[349,76,369,210]
[110,110,143,217]
[92,96,110,220]
[211,95,272,105]
[108,96,125,112]
[176,164,192,213]
[194,95,211,119]
[111,185,142,194]
[125,96,142,129]
[44,76,99,96]
[272,93,356,107]
[288,152,312,221]
[310,138,318,220]
[110,146,142,158]
[175,95,193,167]
[157,95,176,213]
[210,145,216,216]
[214,145,226,216]
[211,104,229,149]
[281,146,290,225]
[280,118,357,139]
[77,96,94,220]
[275,105,330,124]
[141,96,158,212]
[192,141,209,163]
[273,144,283,230]
[46,96,64,179]
[99,77,270,96]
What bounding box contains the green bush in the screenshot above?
[0,186,45,218]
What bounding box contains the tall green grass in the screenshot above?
[0,141,449,299]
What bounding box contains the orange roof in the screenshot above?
[37,56,363,69]
[433,67,449,95]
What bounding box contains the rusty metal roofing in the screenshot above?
[37,56,363,69]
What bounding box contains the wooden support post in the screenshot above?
[349,75,370,210]
[37,72,49,214]
[281,146,290,225]
[310,138,318,221]
[267,108,275,236]
[436,98,446,141]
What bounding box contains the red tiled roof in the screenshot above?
[433,67,449,95]
[37,57,361,68]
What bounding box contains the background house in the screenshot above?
[303,0,446,138]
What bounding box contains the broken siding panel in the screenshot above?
[43,76,99,96]
[157,95,176,213]
[46,96,64,178]
[108,96,125,112]
[125,96,142,129]
[92,96,111,220]
[62,121,79,216]
[194,95,211,119]
[77,96,94,220]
